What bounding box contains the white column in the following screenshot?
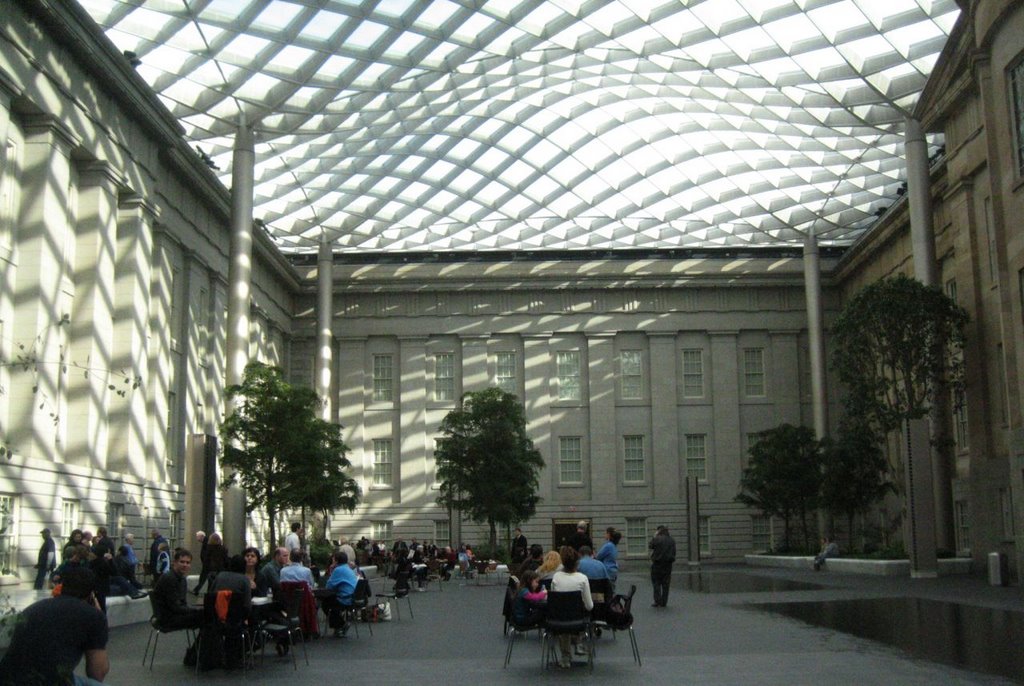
[803,233,828,440]
[223,116,255,552]
[109,195,156,479]
[904,116,940,574]
[9,117,77,461]
[905,117,937,287]
[66,162,120,470]
[316,233,334,420]
[587,334,616,502]
[649,333,679,502]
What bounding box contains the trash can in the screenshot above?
[988,552,1009,586]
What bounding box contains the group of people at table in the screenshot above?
[509,521,623,669]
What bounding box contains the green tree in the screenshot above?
[831,274,967,434]
[220,362,358,548]
[435,387,544,555]
[830,274,967,500]
[820,418,893,550]
[736,423,822,551]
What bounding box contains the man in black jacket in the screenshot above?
[648,525,676,608]
[33,528,56,590]
[151,549,202,630]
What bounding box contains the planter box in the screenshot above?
[744,555,814,570]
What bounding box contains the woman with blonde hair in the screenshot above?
[535,550,563,583]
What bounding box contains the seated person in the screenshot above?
[0,566,108,686]
[814,536,840,571]
[512,570,547,627]
[209,555,252,608]
[114,545,145,591]
[516,544,544,578]
[324,551,357,637]
[535,550,563,584]
[551,547,594,668]
[410,545,429,589]
[151,549,202,630]
[280,548,315,589]
[257,547,288,598]
[577,545,608,581]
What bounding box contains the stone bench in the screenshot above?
[744,555,973,576]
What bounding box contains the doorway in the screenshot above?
[552,518,589,549]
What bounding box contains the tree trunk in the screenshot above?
[488,518,497,558]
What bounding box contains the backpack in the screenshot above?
[606,594,633,629]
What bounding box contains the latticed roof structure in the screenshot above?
[80,0,959,254]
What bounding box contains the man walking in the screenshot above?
[33,528,56,590]
[649,525,676,608]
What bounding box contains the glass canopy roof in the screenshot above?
[80,0,959,254]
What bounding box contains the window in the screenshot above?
[61,499,80,538]
[434,519,450,548]
[998,343,1008,425]
[166,389,178,471]
[372,521,393,548]
[1012,58,1024,176]
[625,517,647,556]
[495,352,516,393]
[682,349,704,397]
[169,267,181,350]
[1000,488,1015,540]
[0,140,18,248]
[954,500,970,555]
[434,353,455,401]
[752,515,773,552]
[698,516,710,555]
[373,354,393,401]
[559,436,583,484]
[168,509,183,552]
[623,435,645,483]
[431,438,442,488]
[685,434,707,480]
[556,351,581,401]
[197,288,209,365]
[620,350,642,399]
[953,388,968,449]
[373,438,393,486]
[107,503,125,544]
[0,494,18,575]
[743,348,765,396]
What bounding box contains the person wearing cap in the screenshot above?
[33,528,56,590]
[648,525,676,608]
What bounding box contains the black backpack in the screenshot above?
[606,593,633,629]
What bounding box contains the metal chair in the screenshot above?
[375,570,414,620]
[591,584,640,666]
[260,585,309,669]
[142,615,196,671]
[542,590,594,671]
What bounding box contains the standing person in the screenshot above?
[566,521,592,551]
[121,533,140,578]
[90,530,116,613]
[63,529,84,561]
[649,525,676,608]
[33,528,57,590]
[595,526,621,588]
[195,532,227,595]
[510,527,528,564]
[148,529,167,583]
[0,566,109,686]
[285,523,303,554]
[191,531,207,594]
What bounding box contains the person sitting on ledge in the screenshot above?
[813,536,840,571]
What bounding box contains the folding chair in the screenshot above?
[542,591,594,671]
[142,615,196,671]
[260,585,309,669]
[591,584,641,666]
[376,570,414,620]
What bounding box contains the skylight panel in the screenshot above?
[690,0,746,34]
[347,20,390,51]
[252,2,303,32]
[376,0,418,20]
[383,31,429,62]
[351,61,393,88]
[300,10,348,42]
[413,0,463,31]
[419,41,462,69]
[806,2,869,42]
[518,3,568,38]
[266,44,316,74]
[451,12,499,45]
[219,33,272,65]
